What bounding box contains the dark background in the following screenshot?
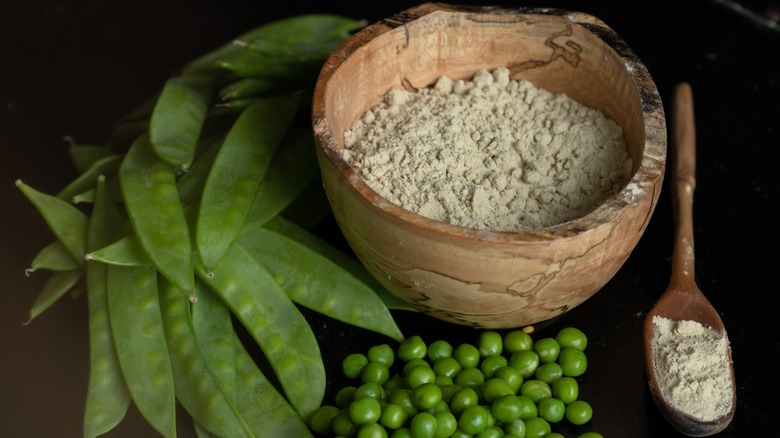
[1,0,777,436]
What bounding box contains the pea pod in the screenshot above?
[26,241,81,274]
[277,176,333,230]
[176,135,223,207]
[65,137,115,174]
[150,73,217,171]
[218,77,295,101]
[107,265,176,438]
[16,179,89,262]
[238,226,404,341]
[239,125,317,234]
[196,96,297,272]
[159,278,252,437]
[57,154,122,202]
[83,176,131,438]
[119,133,193,294]
[196,243,324,419]
[85,233,151,267]
[25,268,84,322]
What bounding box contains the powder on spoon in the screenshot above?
[651,315,734,422]
[341,67,633,232]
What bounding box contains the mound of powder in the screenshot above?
[342,67,633,232]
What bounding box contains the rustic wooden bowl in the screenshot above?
[312,3,667,328]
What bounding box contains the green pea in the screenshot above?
[403,358,430,376]
[150,73,216,171]
[427,339,453,362]
[551,376,579,404]
[454,367,485,389]
[555,327,588,351]
[577,433,603,438]
[434,411,458,437]
[333,408,361,437]
[354,382,385,400]
[380,403,408,430]
[343,353,369,379]
[390,427,413,438]
[197,243,324,419]
[559,347,588,377]
[515,395,538,420]
[481,378,515,404]
[523,417,551,438]
[398,335,427,362]
[196,96,297,272]
[548,434,566,438]
[83,176,130,438]
[335,386,357,409]
[433,357,462,379]
[502,418,525,436]
[481,354,508,379]
[453,343,480,368]
[509,350,539,378]
[361,361,391,386]
[494,366,523,394]
[476,427,504,438]
[458,405,489,435]
[565,400,593,425]
[412,382,442,410]
[26,268,84,322]
[384,375,405,394]
[107,264,175,438]
[503,330,534,354]
[534,362,563,384]
[119,133,193,294]
[389,389,418,417]
[538,397,566,423]
[16,179,89,262]
[238,226,404,341]
[309,405,339,434]
[406,364,436,389]
[368,344,395,367]
[533,338,561,364]
[358,422,389,438]
[410,412,438,438]
[27,241,81,273]
[350,396,382,425]
[477,331,503,357]
[491,394,522,423]
[449,387,479,415]
[440,384,462,404]
[434,375,453,387]
[519,380,551,403]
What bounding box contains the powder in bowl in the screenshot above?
[342,67,634,232]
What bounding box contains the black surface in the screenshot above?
[1,0,777,436]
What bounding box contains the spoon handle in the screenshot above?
[670,82,697,288]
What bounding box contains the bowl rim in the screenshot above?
[312,2,667,244]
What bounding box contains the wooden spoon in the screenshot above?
[643,82,736,436]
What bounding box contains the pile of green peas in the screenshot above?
[309,327,603,438]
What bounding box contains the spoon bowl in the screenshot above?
[643,82,736,436]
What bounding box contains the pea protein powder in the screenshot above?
[342,67,633,232]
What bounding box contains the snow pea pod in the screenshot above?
[85,233,150,267]
[218,77,294,101]
[56,154,122,201]
[176,135,223,207]
[159,278,252,437]
[16,179,89,262]
[238,227,404,341]
[196,243,324,419]
[25,268,84,322]
[65,137,115,175]
[27,240,81,274]
[107,264,176,438]
[119,133,193,294]
[196,96,297,272]
[83,176,131,438]
[239,125,317,234]
[150,73,217,171]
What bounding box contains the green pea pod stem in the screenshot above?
[159,278,253,438]
[26,240,81,275]
[56,154,122,202]
[25,268,84,323]
[119,133,194,295]
[239,125,317,234]
[150,73,217,171]
[262,216,415,312]
[16,179,89,262]
[196,96,297,273]
[238,227,404,341]
[83,176,131,438]
[196,243,325,419]
[85,234,151,267]
[65,137,115,175]
[107,265,176,438]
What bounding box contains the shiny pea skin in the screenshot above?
[410,412,437,438]
[343,353,369,379]
[368,344,395,367]
[559,347,588,377]
[538,397,566,423]
[534,362,563,384]
[349,396,382,425]
[533,338,561,364]
[480,354,508,379]
[555,327,588,351]
[458,405,489,435]
[398,335,427,362]
[433,357,462,379]
[434,411,457,437]
[380,403,408,430]
[477,331,503,357]
[427,339,453,362]
[358,422,388,438]
[503,330,534,354]
[453,343,480,368]
[361,361,390,386]
[551,376,579,404]
[495,366,523,393]
[565,400,593,425]
[520,380,552,403]
[481,378,515,404]
[509,350,539,378]
[523,417,551,438]
[309,405,339,434]
[412,382,442,410]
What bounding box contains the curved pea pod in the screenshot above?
[85,233,151,267]
[176,135,223,207]
[119,133,194,295]
[238,125,317,235]
[25,268,84,323]
[65,137,115,174]
[158,279,253,438]
[262,216,415,312]
[150,73,217,171]
[196,96,297,273]
[16,179,89,262]
[26,240,81,275]
[218,77,295,101]
[56,154,122,202]
[83,176,131,438]
[196,243,325,419]
[107,265,176,438]
[238,227,404,341]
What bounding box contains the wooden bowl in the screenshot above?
[312,3,667,328]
